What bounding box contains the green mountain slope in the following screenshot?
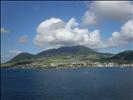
[8,46,113,63]
[36,46,97,57]
[9,53,34,63]
[2,46,132,68]
[5,46,110,64]
[36,46,114,59]
[109,50,133,61]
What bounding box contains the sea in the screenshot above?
[1,67,133,100]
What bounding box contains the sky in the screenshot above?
[1,1,133,63]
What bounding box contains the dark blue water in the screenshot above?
[1,67,133,100]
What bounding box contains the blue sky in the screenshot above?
[1,1,133,62]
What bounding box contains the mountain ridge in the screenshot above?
[36,46,98,57]
[2,45,133,68]
[109,50,133,61]
[8,45,115,63]
[9,52,35,63]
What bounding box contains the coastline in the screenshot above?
[1,64,133,69]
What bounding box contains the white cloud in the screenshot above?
[82,1,133,48]
[65,18,79,30]
[106,19,133,48]
[82,10,97,25]
[83,1,133,25]
[33,18,133,50]
[33,18,103,50]
[1,27,9,34]
[19,35,28,44]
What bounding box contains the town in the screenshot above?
[13,61,133,69]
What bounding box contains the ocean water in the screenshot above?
[1,67,133,100]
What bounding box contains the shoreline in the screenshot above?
[1,65,133,69]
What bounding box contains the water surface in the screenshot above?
[1,67,133,100]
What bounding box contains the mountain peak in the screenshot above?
[110,50,133,61]
[6,46,133,64]
[9,52,34,63]
[36,45,96,57]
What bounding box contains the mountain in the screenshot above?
[9,53,34,63]
[7,45,112,64]
[37,46,99,57]
[109,50,133,61]
[36,46,114,58]
[2,46,133,68]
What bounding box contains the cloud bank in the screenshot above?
[34,18,103,50]
[34,18,133,50]
[33,1,133,50]
[107,20,133,48]
[83,1,133,25]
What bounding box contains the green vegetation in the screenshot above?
[109,50,133,61]
[1,46,133,68]
[8,53,34,63]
